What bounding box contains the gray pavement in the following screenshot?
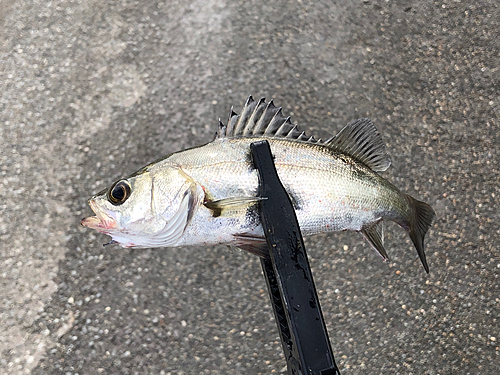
[1,0,499,373]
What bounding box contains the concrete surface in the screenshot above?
[1,0,499,373]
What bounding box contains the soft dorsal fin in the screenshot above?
[216,96,391,172]
[325,118,391,172]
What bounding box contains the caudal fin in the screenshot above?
[405,195,436,273]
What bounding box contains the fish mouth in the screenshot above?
[81,200,117,232]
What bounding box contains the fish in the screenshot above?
[82,96,435,272]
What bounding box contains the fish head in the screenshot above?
[81,170,156,246]
[82,166,202,248]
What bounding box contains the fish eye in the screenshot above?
[107,180,131,205]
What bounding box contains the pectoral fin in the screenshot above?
[204,197,264,217]
[360,221,389,261]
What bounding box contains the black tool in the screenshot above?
[251,140,341,375]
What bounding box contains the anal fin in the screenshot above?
[360,220,389,261]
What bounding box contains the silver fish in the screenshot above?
[82,96,435,272]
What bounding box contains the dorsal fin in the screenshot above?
[216,96,391,172]
[324,118,391,172]
[216,96,319,143]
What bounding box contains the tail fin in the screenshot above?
[405,195,436,273]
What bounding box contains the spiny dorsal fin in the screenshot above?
[216,97,390,172]
[325,118,391,172]
[216,96,319,143]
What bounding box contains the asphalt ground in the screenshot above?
[1,0,499,374]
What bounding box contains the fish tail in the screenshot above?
[404,194,436,273]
